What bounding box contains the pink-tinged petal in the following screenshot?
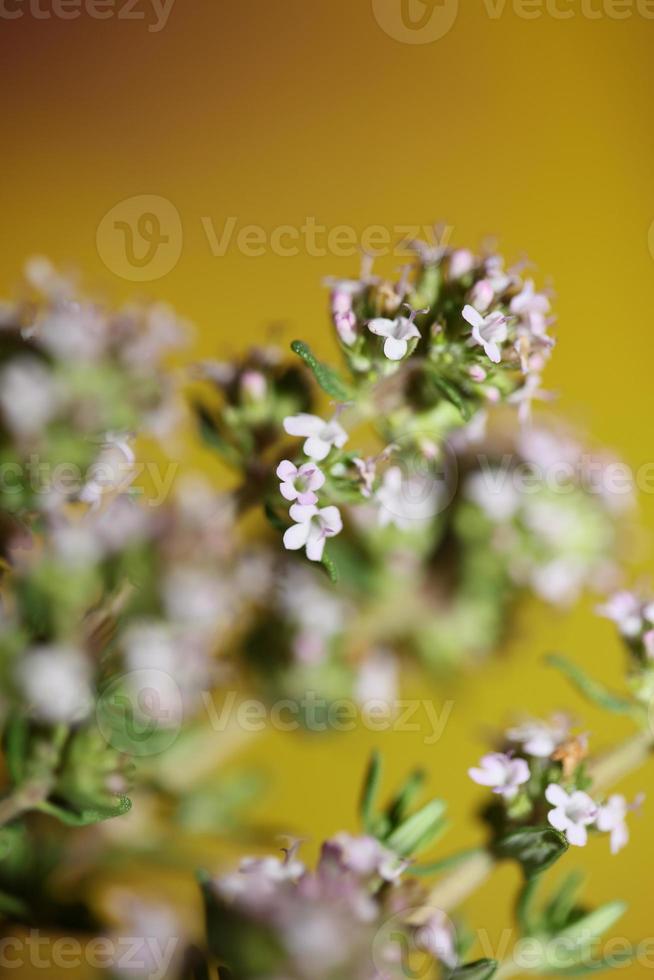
[509,758,530,786]
[368,317,395,338]
[284,413,323,438]
[305,468,325,491]
[610,823,628,854]
[384,336,408,361]
[320,506,343,535]
[297,490,318,506]
[462,305,484,329]
[565,823,588,847]
[569,791,597,821]
[304,436,330,460]
[484,341,502,364]
[289,503,317,523]
[545,783,569,808]
[283,522,311,551]
[547,809,569,834]
[468,767,498,787]
[279,481,298,501]
[276,460,297,481]
[305,527,326,562]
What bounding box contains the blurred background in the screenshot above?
[1,1,654,976]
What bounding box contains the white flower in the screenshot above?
[80,433,136,508]
[355,649,398,709]
[596,794,633,854]
[321,833,405,882]
[276,460,325,505]
[469,279,495,313]
[415,911,458,969]
[510,279,550,335]
[0,357,60,438]
[464,470,521,523]
[468,752,530,800]
[283,504,343,562]
[507,715,571,758]
[18,645,93,724]
[283,413,348,461]
[375,465,440,530]
[448,248,475,280]
[596,591,643,637]
[545,784,597,846]
[367,314,421,361]
[462,305,508,363]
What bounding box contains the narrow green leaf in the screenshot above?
[516,874,543,936]
[387,768,426,828]
[448,958,498,979]
[558,901,627,943]
[431,375,472,421]
[290,341,352,400]
[320,549,339,583]
[386,798,447,857]
[546,871,585,932]
[407,847,484,877]
[495,825,568,878]
[546,946,635,976]
[546,654,635,715]
[37,795,132,827]
[360,751,382,834]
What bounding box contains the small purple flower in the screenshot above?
[276,460,325,505]
[282,504,343,562]
[545,784,597,847]
[462,305,508,364]
[468,752,530,800]
[596,591,644,638]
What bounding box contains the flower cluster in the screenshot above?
[469,713,642,854]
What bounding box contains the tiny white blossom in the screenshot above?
[468,752,530,800]
[462,305,508,363]
[415,911,458,969]
[276,460,325,505]
[545,784,597,847]
[0,357,60,438]
[375,465,440,530]
[506,715,570,758]
[283,414,348,461]
[367,313,421,361]
[596,591,643,637]
[18,645,93,724]
[596,794,634,855]
[283,504,343,562]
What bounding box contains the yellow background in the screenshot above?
[2,0,654,976]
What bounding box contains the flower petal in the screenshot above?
[383,336,408,361]
[283,522,311,551]
[565,823,588,847]
[367,318,395,338]
[276,460,297,481]
[304,436,330,460]
[462,304,484,328]
[284,413,323,438]
[545,783,569,808]
[305,526,326,562]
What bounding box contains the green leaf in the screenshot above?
[546,654,635,715]
[448,958,498,979]
[407,847,484,877]
[545,871,585,932]
[385,798,447,857]
[290,341,353,400]
[360,751,382,834]
[557,901,627,944]
[3,716,29,786]
[36,795,132,827]
[495,825,568,878]
[430,375,472,420]
[320,549,339,583]
[546,946,635,975]
[387,768,426,827]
